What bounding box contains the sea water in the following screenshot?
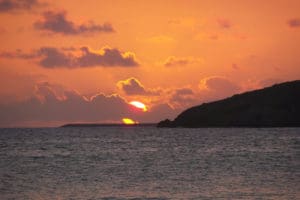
[0,127,299,200]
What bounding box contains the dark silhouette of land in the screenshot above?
[61,123,156,128]
[158,80,300,128]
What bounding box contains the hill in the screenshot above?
[157,80,300,127]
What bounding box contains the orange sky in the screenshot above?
[0,0,299,127]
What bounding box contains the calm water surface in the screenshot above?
[0,127,299,200]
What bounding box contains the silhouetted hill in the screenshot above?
[158,80,300,127]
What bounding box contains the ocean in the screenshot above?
[0,127,299,200]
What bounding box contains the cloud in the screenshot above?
[163,56,201,67]
[117,77,159,96]
[287,18,300,28]
[37,47,74,67]
[199,76,241,101]
[0,82,178,126]
[0,68,45,104]
[0,82,131,126]
[200,76,240,93]
[0,46,139,68]
[0,0,41,13]
[217,18,232,29]
[169,88,197,108]
[139,103,180,122]
[77,47,138,67]
[34,10,114,35]
[164,56,189,67]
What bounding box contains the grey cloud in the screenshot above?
[117,78,147,95]
[164,56,190,67]
[0,46,139,68]
[163,56,201,67]
[34,11,114,35]
[38,47,74,68]
[0,82,176,126]
[117,78,159,96]
[169,88,197,108]
[78,47,138,67]
[199,76,241,102]
[204,77,240,94]
[287,18,300,28]
[0,0,41,12]
[0,82,131,126]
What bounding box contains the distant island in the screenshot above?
[61,123,156,128]
[158,80,300,128]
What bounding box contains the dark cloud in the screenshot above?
[217,18,232,29]
[0,68,44,104]
[163,56,200,67]
[117,78,147,95]
[164,56,189,67]
[117,77,159,96]
[202,76,240,93]
[34,11,114,35]
[0,82,131,126]
[0,82,177,126]
[287,18,300,28]
[0,0,41,13]
[199,76,241,102]
[169,88,197,108]
[0,46,139,68]
[77,47,138,67]
[37,47,74,68]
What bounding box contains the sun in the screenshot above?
[122,118,137,125]
[129,101,147,112]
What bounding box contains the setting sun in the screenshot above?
[129,101,148,112]
[122,118,137,125]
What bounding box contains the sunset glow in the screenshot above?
[0,0,299,127]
